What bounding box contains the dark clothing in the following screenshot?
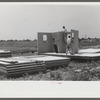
[54,44,58,53]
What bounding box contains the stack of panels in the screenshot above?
[0,52,12,57]
[29,56,70,68]
[0,60,45,76]
[45,59,70,68]
[0,55,70,76]
[0,50,12,58]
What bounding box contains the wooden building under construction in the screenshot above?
[38,29,79,54]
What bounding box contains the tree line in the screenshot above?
[0,39,37,42]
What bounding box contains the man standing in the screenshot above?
[63,26,67,43]
[53,38,58,53]
[63,26,72,55]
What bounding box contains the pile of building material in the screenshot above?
[78,48,100,54]
[69,48,100,60]
[29,55,70,68]
[0,55,70,76]
[42,48,100,60]
[0,58,45,76]
[0,50,11,58]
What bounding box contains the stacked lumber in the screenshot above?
[0,50,12,57]
[45,59,70,68]
[43,48,100,61]
[0,57,45,76]
[28,55,70,68]
[0,55,70,77]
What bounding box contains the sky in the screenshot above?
[0,3,100,40]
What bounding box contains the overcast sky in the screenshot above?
[0,3,100,40]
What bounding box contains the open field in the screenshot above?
[0,40,100,80]
[0,39,99,54]
[0,41,37,55]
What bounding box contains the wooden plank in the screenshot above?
[45,62,70,68]
[0,55,71,76]
[31,56,70,61]
[7,65,45,71]
[79,48,100,53]
[44,59,70,63]
[7,70,44,76]
[7,67,46,73]
[7,68,45,75]
[6,62,45,68]
[42,52,100,60]
[0,66,7,70]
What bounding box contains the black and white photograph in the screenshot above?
[0,3,100,81]
[1,2,100,98]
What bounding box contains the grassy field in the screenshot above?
[0,41,37,54]
[0,40,100,80]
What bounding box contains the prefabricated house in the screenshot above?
[37,29,79,54]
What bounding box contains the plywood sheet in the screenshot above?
[0,50,10,53]
[79,48,100,53]
[42,48,100,60]
[30,55,70,61]
[0,55,70,76]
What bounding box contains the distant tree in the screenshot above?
[0,40,5,42]
[19,40,22,42]
[88,37,91,42]
[78,38,81,42]
[88,37,91,40]
[14,40,18,42]
[6,39,14,42]
[81,37,85,40]
[21,39,31,42]
[95,38,99,42]
[33,39,37,42]
[26,39,31,41]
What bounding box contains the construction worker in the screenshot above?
[63,26,72,55]
[66,33,72,55]
[63,26,67,42]
[53,38,58,53]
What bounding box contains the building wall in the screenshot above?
[58,32,66,53]
[38,32,66,53]
[38,30,79,54]
[51,32,66,53]
[52,32,59,52]
[38,32,54,53]
[71,29,79,54]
